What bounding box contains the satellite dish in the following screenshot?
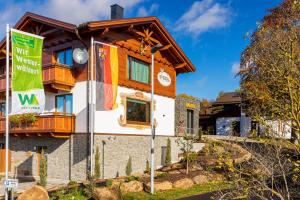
[73,48,89,64]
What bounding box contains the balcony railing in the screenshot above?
[0,112,75,135]
[0,63,75,93]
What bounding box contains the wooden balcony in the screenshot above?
[0,63,75,94]
[0,112,75,137]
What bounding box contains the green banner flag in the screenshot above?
[11,29,45,114]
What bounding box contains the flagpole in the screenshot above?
[90,36,94,176]
[5,23,10,200]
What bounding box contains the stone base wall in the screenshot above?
[0,134,181,181]
[93,135,181,179]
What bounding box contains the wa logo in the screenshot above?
[18,94,39,106]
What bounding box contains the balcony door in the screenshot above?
[56,94,73,114]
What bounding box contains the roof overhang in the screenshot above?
[78,16,196,73]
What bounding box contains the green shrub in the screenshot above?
[67,180,77,187]
[165,138,171,166]
[126,156,132,176]
[83,173,96,198]
[198,128,203,141]
[39,149,47,187]
[145,160,150,173]
[126,176,140,182]
[155,172,168,179]
[106,179,113,187]
[94,146,101,178]
[10,113,37,127]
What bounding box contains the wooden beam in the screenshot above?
[130,28,160,44]
[41,28,59,36]
[0,49,11,57]
[101,28,109,36]
[127,25,134,32]
[160,44,172,51]
[175,63,186,69]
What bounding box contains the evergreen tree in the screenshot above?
[126,156,132,176]
[39,149,47,187]
[94,146,101,178]
[165,138,171,166]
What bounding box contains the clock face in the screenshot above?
[73,48,88,64]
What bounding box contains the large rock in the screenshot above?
[144,181,173,192]
[111,178,125,188]
[207,173,225,181]
[120,180,143,193]
[173,178,194,189]
[93,187,122,200]
[17,185,49,200]
[192,174,209,185]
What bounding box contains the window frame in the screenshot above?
[126,97,151,125]
[127,56,151,85]
[55,48,73,67]
[55,94,73,114]
[0,102,5,116]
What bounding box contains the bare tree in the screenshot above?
[216,136,300,200]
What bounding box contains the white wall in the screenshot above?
[260,120,292,139]
[72,81,88,133]
[216,117,240,136]
[93,86,175,136]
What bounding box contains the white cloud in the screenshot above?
[0,0,144,28]
[231,62,240,75]
[175,0,232,36]
[137,3,159,17]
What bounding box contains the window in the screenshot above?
[56,94,73,114]
[126,98,150,124]
[0,66,5,76]
[128,56,150,84]
[56,48,73,66]
[187,109,194,134]
[0,102,5,116]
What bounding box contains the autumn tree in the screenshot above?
[240,0,300,142]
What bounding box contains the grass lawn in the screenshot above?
[123,181,232,200]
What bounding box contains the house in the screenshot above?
[175,94,201,136]
[0,5,195,181]
[199,92,291,138]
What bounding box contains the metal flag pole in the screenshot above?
[5,23,10,200]
[150,44,163,194]
[90,36,94,176]
[150,52,155,194]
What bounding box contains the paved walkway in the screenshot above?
[0,178,68,198]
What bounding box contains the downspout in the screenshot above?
[75,27,90,179]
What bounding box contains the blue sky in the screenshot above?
[0,0,282,100]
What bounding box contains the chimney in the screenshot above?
[111,4,124,20]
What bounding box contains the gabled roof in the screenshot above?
[78,16,195,73]
[214,92,241,105]
[0,13,196,73]
[0,12,76,51]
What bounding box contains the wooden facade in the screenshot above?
[0,113,75,136]
[0,12,195,137]
[0,64,75,94]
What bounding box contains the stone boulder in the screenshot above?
[192,174,209,185]
[93,187,122,200]
[207,173,225,181]
[173,178,194,189]
[111,178,125,188]
[120,180,143,193]
[17,185,49,200]
[144,181,173,192]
